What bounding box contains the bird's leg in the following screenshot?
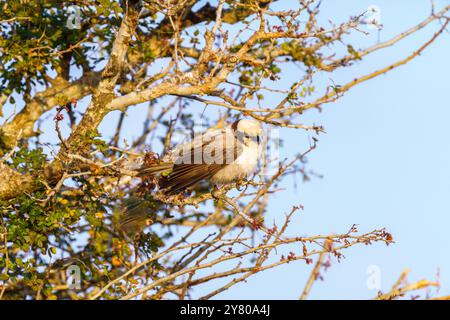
[235,178,248,191]
[211,184,223,199]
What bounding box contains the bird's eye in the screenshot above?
[245,134,250,139]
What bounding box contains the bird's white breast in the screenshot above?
[211,143,259,184]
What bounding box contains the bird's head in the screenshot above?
[233,119,263,146]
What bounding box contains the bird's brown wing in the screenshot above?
[159,163,223,193]
[137,162,173,177]
[160,128,242,193]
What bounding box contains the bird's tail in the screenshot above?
[136,162,173,177]
[118,162,174,234]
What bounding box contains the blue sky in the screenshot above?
[2,0,449,299]
[202,0,450,299]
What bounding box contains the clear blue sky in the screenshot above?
[3,0,449,299]
[201,0,450,299]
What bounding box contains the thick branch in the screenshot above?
[0,72,100,149]
[0,163,35,200]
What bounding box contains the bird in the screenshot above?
[138,118,264,193]
[118,119,264,232]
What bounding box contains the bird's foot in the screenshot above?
[235,178,249,191]
[211,184,223,199]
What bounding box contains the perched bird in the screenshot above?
[138,118,264,193]
[118,119,264,232]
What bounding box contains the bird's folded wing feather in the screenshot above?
[160,128,242,192]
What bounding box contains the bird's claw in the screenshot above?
[211,185,222,199]
[235,178,248,191]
